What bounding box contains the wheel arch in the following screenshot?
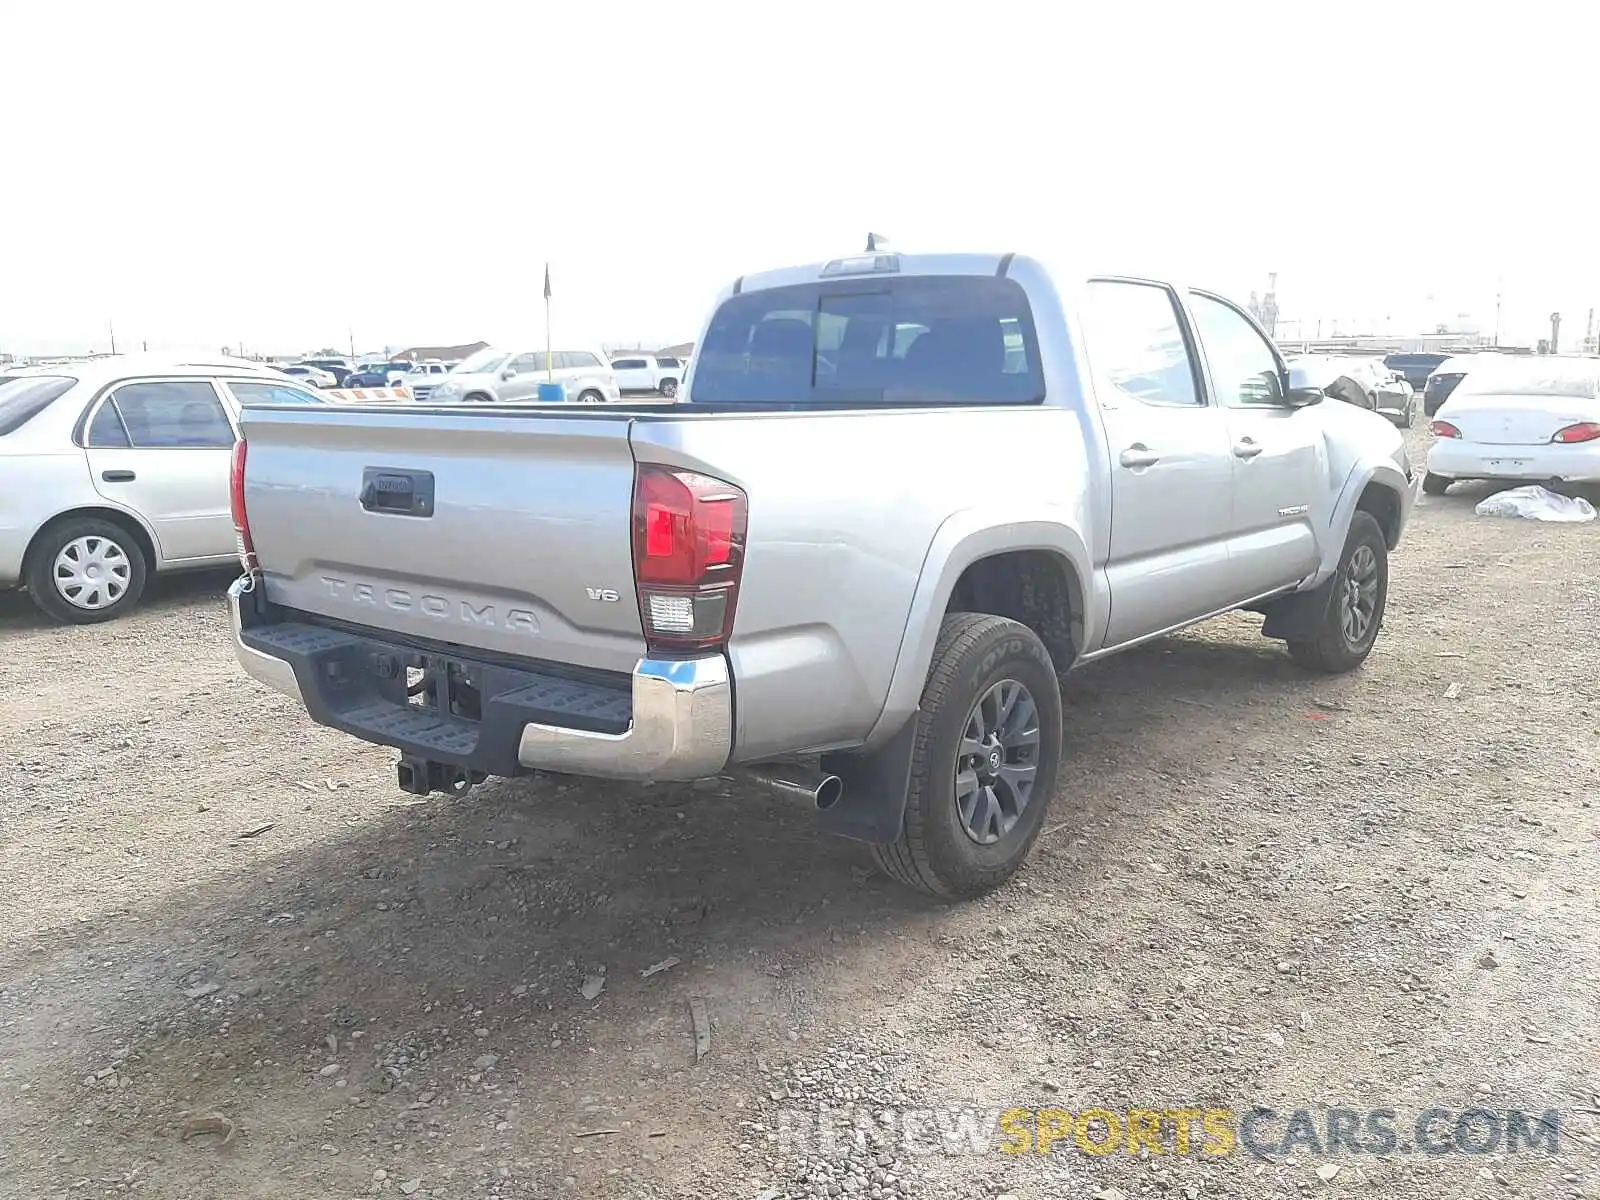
[1356,479,1404,549]
[861,513,1092,751]
[1312,459,1410,585]
[24,506,161,581]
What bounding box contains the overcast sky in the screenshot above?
[3,1,1595,357]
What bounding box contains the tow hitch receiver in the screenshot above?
[396,756,486,797]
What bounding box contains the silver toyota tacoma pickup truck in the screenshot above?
[227,250,1415,899]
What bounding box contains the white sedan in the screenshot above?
[280,363,338,388]
[1425,357,1600,494]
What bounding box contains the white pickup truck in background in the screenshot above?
[226,249,1415,899]
[609,354,686,399]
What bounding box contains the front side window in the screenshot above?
[230,381,326,406]
[103,380,234,447]
[1189,292,1284,407]
[611,358,647,370]
[656,356,680,368]
[690,275,1044,406]
[1082,281,1200,407]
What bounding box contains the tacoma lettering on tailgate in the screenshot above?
[319,576,539,633]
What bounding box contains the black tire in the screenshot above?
[577,390,605,404]
[1285,511,1387,674]
[660,379,678,399]
[464,392,493,404]
[1422,471,1451,496]
[25,516,149,624]
[1401,396,1416,428]
[871,613,1063,901]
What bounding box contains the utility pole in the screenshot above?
[1550,311,1562,355]
[348,326,356,359]
[108,319,117,355]
[1493,278,1503,347]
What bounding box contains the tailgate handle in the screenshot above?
[360,468,435,517]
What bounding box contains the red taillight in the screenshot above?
[1431,420,1461,439]
[631,465,747,650]
[229,439,258,572]
[1551,421,1600,444]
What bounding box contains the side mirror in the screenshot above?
[1283,364,1325,408]
[501,366,518,380]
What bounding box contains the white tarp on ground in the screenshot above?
[1474,485,1597,522]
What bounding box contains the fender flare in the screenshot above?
[1310,457,1411,587]
[861,508,1094,750]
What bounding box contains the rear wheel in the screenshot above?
[577,389,605,404]
[871,613,1062,900]
[1422,471,1451,495]
[1285,511,1387,674]
[26,517,149,624]
[660,379,678,399]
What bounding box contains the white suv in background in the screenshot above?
[609,354,686,399]
[428,346,621,404]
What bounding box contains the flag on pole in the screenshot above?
[543,262,553,378]
[543,263,552,301]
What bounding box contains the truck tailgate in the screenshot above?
[237,406,646,674]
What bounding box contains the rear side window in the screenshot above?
[104,381,235,448]
[87,401,132,446]
[690,275,1043,406]
[0,375,77,436]
[1081,281,1200,407]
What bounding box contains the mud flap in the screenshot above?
[1260,578,1335,643]
[819,710,920,844]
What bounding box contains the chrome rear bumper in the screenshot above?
[226,576,732,781]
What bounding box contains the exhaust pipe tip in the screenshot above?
[815,774,844,811]
[727,764,845,811]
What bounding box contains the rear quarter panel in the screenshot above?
[0,449,123,585]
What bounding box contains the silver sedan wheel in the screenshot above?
[53,535,132,610]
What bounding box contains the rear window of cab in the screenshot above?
[690,275,1044,407]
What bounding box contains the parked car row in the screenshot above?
[0,356,328,622]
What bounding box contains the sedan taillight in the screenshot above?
[1551,421,1600,444]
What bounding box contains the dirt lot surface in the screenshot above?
[3,425,1598,1200]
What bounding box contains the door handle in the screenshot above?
[100,469,136,482]
[1118,446,1161,469]
[1232,439,1263,459]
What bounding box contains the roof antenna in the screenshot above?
[865,232,891,252]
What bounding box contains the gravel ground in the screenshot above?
[2,423,1598,1199]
